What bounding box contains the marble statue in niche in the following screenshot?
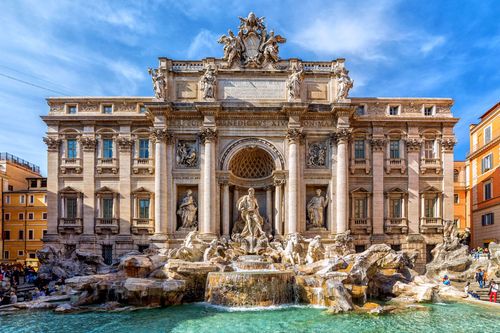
[201,66,217,99]
[307,142,327,167]
[176,140,198,168]
[286,65,304,101]
[307,189,328,230]
[177,190,198,230]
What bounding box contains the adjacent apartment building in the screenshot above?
[467,102,500,248]
[1,153,47,265]
[453,161,468,232]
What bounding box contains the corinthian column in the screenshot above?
[286,128,303,234]
[335,128,350,233]
[150,128,171,244]
[200,127,217,237]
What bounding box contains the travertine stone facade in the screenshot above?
[42,13,457,271]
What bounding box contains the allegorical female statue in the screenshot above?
[177,190,197,230]
[307,189,328,229]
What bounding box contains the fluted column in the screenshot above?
[200,127,217,236]
[221,180,230,237]
[335,128,350,233]
[286,128,303,234]
[274,177,285,236]
[151,128,170,240]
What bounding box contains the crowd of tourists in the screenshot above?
[470,247,491,259]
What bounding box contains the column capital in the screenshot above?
[370,138,386,152]
[331,128,352,144]
[405,138,422,152]
[43,136,61,152]
[441,137,456,152]
[286,128,304,144]
[117,136,134,151]
[199,127,218,143]
[79,136,97,152]
[150,128,173,144]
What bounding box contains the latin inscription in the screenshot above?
[218,119,288,127]
[219,79,286,100]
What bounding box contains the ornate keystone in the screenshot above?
[286,128,304,144]
[199,127,218,143]
[43,137,61,151]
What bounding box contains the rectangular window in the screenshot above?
[390,140,400,159]
[354,140,365,159]
[389,106,399,115]
[8,185,13,191]
[484,182,492,200]
[102,105,113,114]
[481,154,492,173]
[66,197,78,218]
[4,231,10,240]
[18,213,24,220]
[481,213,494,226]
[139,139,149,159]
[424,140,435,159]
[4,213,10,221]
[43,230,47,236]
[356,105,365,115]
[42,212,47,220]
[30,179,38,188]
[4,251,9,259]
[424,106,434,116]
[41,179,47,187]
[102,139,113,159]
[19,230,24,240]
[29,195,34,204]
[454,194,459,204]
[139,198,150,219]
[19,195,25,204]
[44,195,47,204]
[484,126,492,144]
[102,198,113,219]
[354,198,367,219]
[28,229,34,240]
[18,250,24,257]
[5,195,10,204]
[28,212,34,220]
[67,139,77,159]
[29,253,36,259]
[67,105,77,114]
[390,198,402,218]
[424,197,436,217]
[102,245,113,265]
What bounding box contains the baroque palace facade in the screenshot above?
[42,13,457,270]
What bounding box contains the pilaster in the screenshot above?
[406,137,422,234]
[371,137,386,235]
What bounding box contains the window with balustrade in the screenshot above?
[131,187,154,234]
[139,138,150,159]
[384,188,408,233]
[389,140,400,159]
[423,140,436,159]
[102,139,113,159]
[350,188,371,233]
[67,139,77,159]
[354,140,365,159]
[95,187,119,234]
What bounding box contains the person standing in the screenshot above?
[489,280,498,303]
[475,269,484,288]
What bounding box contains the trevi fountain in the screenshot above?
[2,11,499,333]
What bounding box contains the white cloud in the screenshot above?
[420,36,446,54]
[187,29,221,59]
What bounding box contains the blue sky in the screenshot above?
[0,0,499,176]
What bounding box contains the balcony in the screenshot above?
[420,217,443,234]
[60,158,82,174]
[132,158,154,175]
[96,158,118,174]
[58,217,83,234]
[384,218,408,234]
[385,158,406,174]
[420,158,442,174]
[350,158,370,174]
[95,217,119,234]
[131,218,155,235]
[350,218,372,234]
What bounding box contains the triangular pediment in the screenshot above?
[59,186,80,193]
[351,187,370,193]
[420,186,441,193]
[131,186,151,194]
[96,186,115,193]
[385,187,406,194]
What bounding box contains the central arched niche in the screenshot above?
[229,147,274,179]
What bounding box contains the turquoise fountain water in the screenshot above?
[0,302,498,333]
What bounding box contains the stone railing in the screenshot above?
[58,217,83,234]
[350,218,372,234]
[131,218,155,235]
[385,158,406,174]
[95,217,119,234]
[384,218,408,234]
[420,158,442,174]
[350,158,370,174]
[96,158,118,174]
[60,158,82,174]
[132,158,154,175]
[420,217,443,234]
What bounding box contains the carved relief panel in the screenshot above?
[175,139,199,168]
[306,140,329,168]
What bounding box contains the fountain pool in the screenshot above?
[1,302,498,333]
